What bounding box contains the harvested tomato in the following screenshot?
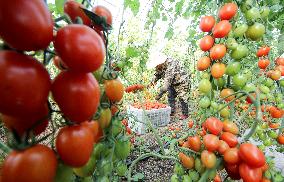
[199,35,214,51]
[219,3,238,20]
[52,71,100,123]
[92,5,112,30]
[199,16,215,32]
[224,148,240,164]
[220,132,238,147]
[179,152,194,169]
[218,140,230,155]
[258,59,270,69]
[239,163,262,182]
[197,56,211,71]
[188,136,201,152]
[211,63,226,79]
[223,120,239,135]
[201,150,216,168]
[56,125,94,167]
[54,24,105,72]
[0,0,53,51]
[205,117,223,135]
[239,143,265,168]
[225,163,241,180]
[64,0,91,26]
[0,51,51,116]
[213,20,232,38]
[210,44,227,60]
[1,144,57,182]
[104,79,124,102]
[257,46,270,57]
[203,134,220,152]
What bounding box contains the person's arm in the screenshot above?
[156,65,173,100]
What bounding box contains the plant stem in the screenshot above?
[198,158,222,182]
[0,141,11,154]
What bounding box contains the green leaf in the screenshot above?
[133,173,144,181]
[55,0,65,15]
[162,15,168,21]
[126,47,139,58]
[175,0,185,16]
[165,26,174,39]
[124,0,140,16]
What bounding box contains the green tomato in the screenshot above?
[93,142,106,159]
[268,130,278,139]
[261,123,268,129]
[174,163,185,175]
[171,174,179,182]
[258,132,266,140]
[246,23,265,41]
[210,101,219,110]
[219,105,230,118]
[98,159,113,176]
[260,85,270,94]
[115,139,131,159]
[182,175,192,182]
[201,72,210,79]
[241,0,253,12]
[258,145,266,151]
[97,176,110,182]
[226,38,238,50]
[274,174,284,182]
[244,70,253,80]
[277,103,284,109]
[264,170,272,179]
[111,119,123,137]
[199,96,211,108]
[233,24,248,37]
[198,79,212,94]
[188,170,199,181]
[260,93,267,101]
[263,139,272,146]
[116,162,127,177]
[93,66,104,84]
[226,61,241,76]
[55,162,74,182]
[73,148,97,177]
[116,61,125,69]
[264,78,274,87]
[214,78,225,89]
[82,177,93,182]
[280,79,284,87]
[194,158,205,174]
[260,6,270,18]
[275,93,283,103]
[256,126,263,134]
[243,83,256,92]
[233,74,247,88]
[208,169,217,180]
[231,45,248,60]
[245,7,261,21]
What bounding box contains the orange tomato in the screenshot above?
[178,152,194,169]
[197,56,211,71]
[211,63,226,78]
[210,44,227,60]
[104,79,124,102]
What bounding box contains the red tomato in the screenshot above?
[220,132,238,147]
[197,56,211,71]
[258,59,270,69]
[210,44,227,60]
[205,117,223,135]
[1,144,57,182]
[214,174,222,182]
[81,120,101,141]
[104,79,125,102]
[201,150,216,168]
[239,143,265,168]
[0,0,53,51]
[278,134,284,144]
[64,0,91,26]
[52,71,100,123]
[223,120,239,135]
[203,134,220,152]
[275,65,284,76]
[225,163,241,180]
[224,148,240,164]
[261,178,271,182]
[257,46,270,57]
[1,104,49,136]
[218,140,230,155]
[56,125,94,167]
[53,56,67,70]
[54,24,105,73]
[219,3,238,20]
[0,51,51,116]
[269,106,283,118]
[213,20,232,38]
[188,136,201,152]
[239,163,262,182]
[199,35,214,51]
[92,5,112,31]
[275,57,284,66]
[199,16,215,32]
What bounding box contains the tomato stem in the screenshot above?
[198,158,222,182]
[0,141,11,154]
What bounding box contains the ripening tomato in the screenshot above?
[1,144,57,182]
[179,153,194,169]
[199,79,212,94]
[104,79,124,102]
[261,178,271,182]
[0,0,53,51]
[92,6,112,30]
[239,163,262,182]
[56,125,94,167]
[0,51,51,116]
[199,35,214,51]
[213,20,232,38]
[239,143,265,168]
[1,104,49,136]
[257,46,270,57]
[224,148,240,164]
[258,59,270,69]
[54,24,105,73]
[205,117,223,135]
[275,57,284,66]
[201,150,216,169]
[214,174,222,182]
[270,70,281,80]
[275,65,284,76]
[219,3,238,20]
[277,135,284,144]
[225,163,241,180]
[211,63,226,79]
[199,16,215,32]
[218,140,230,155]
[197,57,211,71]
[52,71,100,123]
[223,120,239,135]
[210,44,227,60]
[53,56,67,70]
[203,134,220,152]
[98,108,112,129]
[188,136,201,152]
[220,132,238,147]
[220,88,235,102]
[269,106,283,118]
[64,0,91,26]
